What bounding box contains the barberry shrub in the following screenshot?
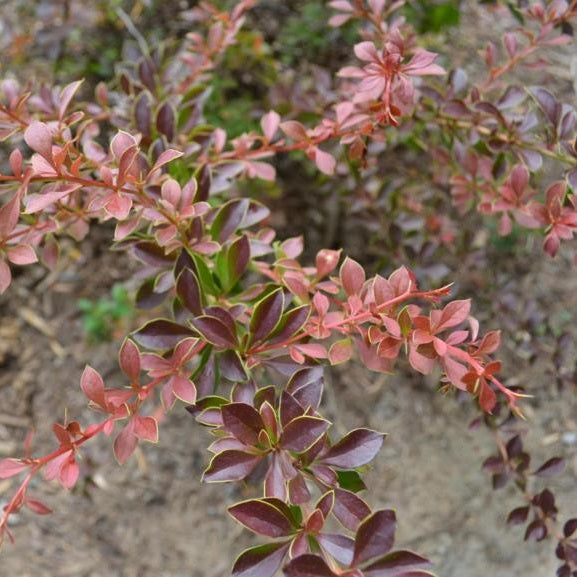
[0,1,576,576]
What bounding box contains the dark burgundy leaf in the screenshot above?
[524,519,548,542]
[133,241,175,267]
[506,435,522,459]
[317,533,355,565]
[363,550,432,577]
[176,268,203,315]
[333,488,371,531]
[203,450,261,482]
[534,457,565,478]
[481,455,504,474]
[532,489,557,516]
[564,519,577,538]
[219,350,248,382]
[315,491,335,519]
[228,499,296,538]
[221,403,264,445]
[353,510,397,566]
[254,386,276,409]
[288,473,311,504]
[132,319,195,349]
[265,453,288,500]
[212,199,249,243]
[250,288,285,344]
[267,305,310,345]
[280,416,329,453]
[156,101,176,141]
[134,91,152,137]
[530,86,562,127]
[565,545,577,565]
[232,542,290,577]
[284,554,335,577]
[191,315,237,348]
[227,234,250,289]
[280,391,305,428]
[321,429,385,469]
[242,200,271,228]
[287,367,324,410]
[506,506,530,526]
[135,277,168,309]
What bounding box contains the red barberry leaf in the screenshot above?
[280,120,308,142]
[113,423,138,465]
[280,416,330,453]
[80,365,106,410]
[133,319,196,350]
[328,339,353,365]
[525,519,548,542]
[363,550,433,577]
[250,288,285,344]
[228,499,296,538]
[340,257,365,296]
[333,488,371,531]
[0,458,29,479]
[176,268,203,315]
[284,554,336,577]
[26,498,53,516]
[353,509,397,566]
[507,506,530,526]
[232,542,291,577]
[321,429,385,469]
[534,457,565,478]
[317,533,355,565]
[191,315,238,348]
[203,450,262,482]
[211,199,249,243]
[24,121,54,162]
[564,519,577,538]
[133,415,158,443]
[119,339,141,382]
[221,403,265,446]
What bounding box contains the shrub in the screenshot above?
[0,1,576,575]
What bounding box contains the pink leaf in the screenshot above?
[60,457,80,489]
[314,148,337,175]
[6,244,37,265]
[261,110,281,141]
[0,458,29,479]
[354,41,379,62]
[280,121,308,142]
[171,375,197,404]
[58,80,83,120]
[328,339,353,365]
[24,183,82,214]
[104,193,133,220]
[340,257,365,296]
[0,192,21,239]
[0,259,12,294]
[24,121,54,162]
[80,365,106,409]
[119,339,141,381]
[133,415,158,443]
[113,422,138,464]
[149,149,183,176]
[110,130,137,161]
[26,499,53,515]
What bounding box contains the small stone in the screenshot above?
[561,431,577,446]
